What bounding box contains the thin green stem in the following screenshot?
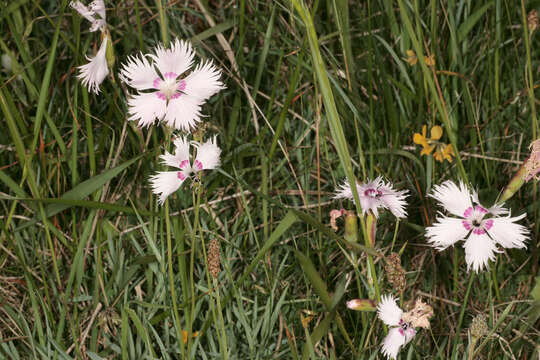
[156,0,169,46]
[453,272,476,354]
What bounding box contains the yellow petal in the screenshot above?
[182,330,200,343]
[430,125,443,140]
[424,54,436,66]
[422,125,427,137]
[433,150,443,162]
[443,144,455,162]
[406,50,418,65]
[413,132,426,145]
[420,144,435,156]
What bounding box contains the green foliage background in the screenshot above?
[0,0,539,358]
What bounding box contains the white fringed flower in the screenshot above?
[377,295,416,359]
[120,39,225,131]
[334,176,408,218]
[71,0,106,32]
[426,180,529,272]
[149,136,221,204]
[77,36,109,94]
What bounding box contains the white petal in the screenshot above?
[183,61,225,101]
[381,327,406,359]
[488,203,509,216]
[90,0,106,20]
[194,136,221,171]
[70,1,96,23]
[359,196,380,218]
[127,92,167,127]
[149,171,186,205]
[159,137,191,169]
[430,180,474,217]
[162,95,203,131]
[487,214,529,249]
[120,54,158,90]
[77,37,109,94]
[151,38,194,76]
[89,19,106,32]
[425,216,469,250]
[377,295,403,326]
[378,181,409,218]
[334,180,353,199]
[463,233,498,272]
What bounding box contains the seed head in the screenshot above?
[207,238,220,279]
[470,314,489,339]
[384,253,406,293]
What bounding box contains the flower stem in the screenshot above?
[165,200,184,355]
[452,271,476,353]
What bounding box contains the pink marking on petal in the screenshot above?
[364,188,377,197]
[163,72,178,79]
[156,92,167,100]
[194,160,203,170]
[462,220,472,230]
[178,80,186,91]
[153,77,161,89]
[473,228,486,235]
[464,207,473,218]
[484,219,494,230]
[475,205,488,214]
[170,92,182,99]
[177,172,185,180]
[398,328,405,336]
[179,160,190,169]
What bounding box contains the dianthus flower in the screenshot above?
[377,295,433,359]
[334,177,408,218]
[120,39,224,131]
[71,0,110,93]
[149,136,221,204]
[426,180,529,272]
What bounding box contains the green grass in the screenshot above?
[1,0,540,359]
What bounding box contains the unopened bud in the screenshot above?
[344,211,358,243]
[346,298,376,311]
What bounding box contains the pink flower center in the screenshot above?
[154,72,187,101]
[461,205,494,235]
[364,188,382,198]
[179,159,190,169]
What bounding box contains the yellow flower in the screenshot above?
[182,330,199,343]
[405,50,435,67]
[413,125,454,163]
[406,50,418,65]
[441,144,455,163]
[424,54,436,66]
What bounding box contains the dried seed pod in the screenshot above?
[470,314,489,339]
[207,238,220,279]
[384,253,406,293]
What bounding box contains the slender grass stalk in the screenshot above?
[156,0,169,46]
[165,200,184,355]
[290,0,380,301]
[396,0,468,183]
[452,272,476,354]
